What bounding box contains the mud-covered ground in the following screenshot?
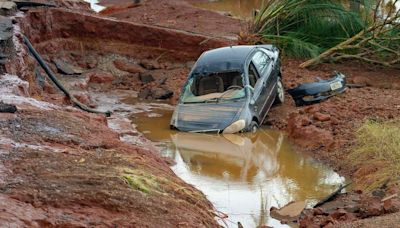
[99,0,400,183]
[1,0,400,227]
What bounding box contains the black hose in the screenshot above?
[23,35,111,117]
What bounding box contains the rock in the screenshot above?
[88,71,115,84]
[313,207,328,216]
[138,88,151,99]
[360,197,384,218]
[383,197,400,213]
[0,2,17,16]
[53,59,84,75]
[113,59,145,74]
[330,208,348,220]
[313,112,331,122]
[139,72,155,83]
[85,57,98,69]
[0,16,13,65]
[300,115,312,126]
[150,88,173,100]
[372,189,386,198]
[304,106,319,114]
[72,92,93,107]
[270,201,306,222]
[286,112,334,149]
[34,67,45,88]
[0,102,17,113]
[139,59,161,70]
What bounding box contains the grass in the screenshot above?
[121,168,162,194]
[348,119,400,191]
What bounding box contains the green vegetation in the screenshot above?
[249,0,400,67]
[250,0,367,58]
[121,168,161,194]
[348,120,400,191]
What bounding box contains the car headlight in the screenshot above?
[223,119,246,134]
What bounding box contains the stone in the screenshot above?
[139,59,161,70]
[270,201,306,222]
[88,71,115,84]
[0,2,17,16]
[139,72,155,83]
[313,207,328,216]
[53,59,84,75]
[138,88,150,99]
[313,112,331,122]
[85,57,98,69]
[72,92,92,107]
[383,198,400,213]
[150,88,173,100]
[286,112,334,149]
[113,59,145,74]
[304,106,319,114]
[330,208,348,220]
[300,116,312,126]
[360,197,384,218]
[372,189,386,198]
[0,102,16,113]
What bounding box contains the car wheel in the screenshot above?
[248,121,259,133]
[274,77,284,104]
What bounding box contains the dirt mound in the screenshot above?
[99,0,242,38]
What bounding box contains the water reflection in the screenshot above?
[133,109,345,227]
[83,0,105,12]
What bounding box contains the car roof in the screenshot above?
[197,45,256,65]
[191,46,256,75]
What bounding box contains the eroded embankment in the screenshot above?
[0,5,236,227]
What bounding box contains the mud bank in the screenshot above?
[0,2,236,226]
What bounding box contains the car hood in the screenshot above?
[171,101,246,132]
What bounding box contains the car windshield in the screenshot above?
[181,71,245,104]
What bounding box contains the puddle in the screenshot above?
[132,108,346,227]
[194,0,263,18]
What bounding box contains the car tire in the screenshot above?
[274,77,284,104]
[248,121,259,133]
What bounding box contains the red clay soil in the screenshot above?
[0,108,217,227]
[269,60,400,179]
[0,3,226,227]
[2,0,400,227]
[98,0,243,38]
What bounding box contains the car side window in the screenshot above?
[248,62,259,87]
[252,51,271,75]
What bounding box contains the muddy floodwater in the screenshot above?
[132,108,345,227]
[194,0,263,18]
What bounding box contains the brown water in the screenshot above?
[194,0,263,18]
[132,108,345,228]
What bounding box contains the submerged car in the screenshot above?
[170,45,284,134]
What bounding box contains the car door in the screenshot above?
[248,62,264,117]
[251,50,274,120]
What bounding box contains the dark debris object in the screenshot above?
[0,101,17,113]
[287,72,347,106]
